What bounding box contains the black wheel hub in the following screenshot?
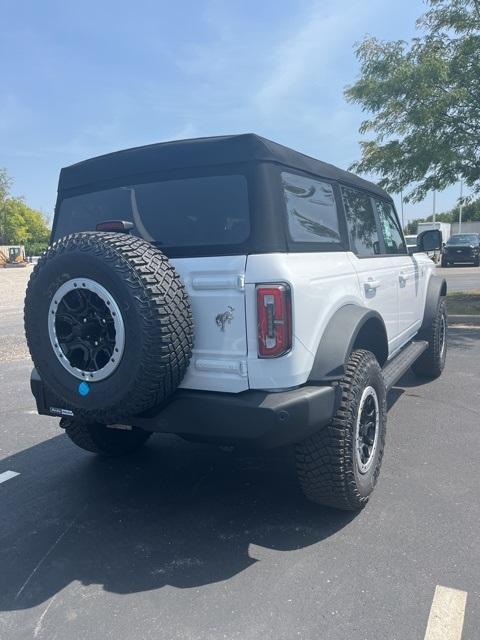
[55,289,117,372]
[358,396,376,465]
[355,386,379,474]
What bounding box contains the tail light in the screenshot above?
[256,284,292,358]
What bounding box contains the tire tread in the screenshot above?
[296,350,386,511]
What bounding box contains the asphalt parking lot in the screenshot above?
[436,265,480,292]
[1,267,479,639]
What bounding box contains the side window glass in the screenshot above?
[341,186,381,257]
[281,172,341,244]
[375,200,406,255]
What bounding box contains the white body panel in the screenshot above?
[346,254,399,347]
[245,252,366,390]
[347,252,431,355]
[396,253,430,346]
[171,255,249,393]
[172,250,435,394]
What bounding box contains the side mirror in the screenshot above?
[417,229,442,252]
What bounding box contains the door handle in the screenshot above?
[399,271,409,285]
[364,278,381,293]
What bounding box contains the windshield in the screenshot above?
[54,174,250,251]
[447,234,479,245]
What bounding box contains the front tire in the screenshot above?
[61,417,151,456]
[295,350,387,511]
[411,298,447,379]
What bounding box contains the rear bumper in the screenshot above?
[31,369,338,449]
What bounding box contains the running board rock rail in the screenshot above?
[383,340,428,391]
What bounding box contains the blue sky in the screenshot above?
[1,0,465,225]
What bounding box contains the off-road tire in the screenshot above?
[411,297,447,379]
[61,417,151,456]
[24,232,194,422]
[296,349,387,511]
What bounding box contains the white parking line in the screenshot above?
[0,470,20,484]
[424,585,468,640]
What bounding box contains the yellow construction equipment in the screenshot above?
[0,245,28,267]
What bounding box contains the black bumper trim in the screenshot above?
[30,369,337,449]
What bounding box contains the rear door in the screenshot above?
[373,198,425,342]
[341,185,399,350]
[172,256,249,392]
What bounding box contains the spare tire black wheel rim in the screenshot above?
[355,385,379,474]
[48,278,125,381]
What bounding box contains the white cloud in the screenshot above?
[253,0,368,114]
[167,122,198,141]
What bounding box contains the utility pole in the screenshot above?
[432,190,436,224]
[400,189,405,231]
[459,179,463,234]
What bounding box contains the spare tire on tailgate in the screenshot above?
[24,232,194,422]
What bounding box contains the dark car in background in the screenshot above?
[441,233,480,267]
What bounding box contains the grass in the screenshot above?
[447,290,480,315]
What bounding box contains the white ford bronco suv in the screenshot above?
[25,134,447,511]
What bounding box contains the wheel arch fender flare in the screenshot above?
[308,304,389,383]
[419,275,447,334]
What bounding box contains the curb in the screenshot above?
[448,314,480,326]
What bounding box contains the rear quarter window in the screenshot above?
[281,172,341,245]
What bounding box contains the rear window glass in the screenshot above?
[55,175,250,248]
[281,172,341,244]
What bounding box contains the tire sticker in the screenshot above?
[49,407,74,416]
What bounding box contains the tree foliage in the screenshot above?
[0,168,50,250]
[404,196,480,233]
[345,0,480,202]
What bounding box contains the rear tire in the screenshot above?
[61,417,151,456]
[295,350,387,511]
[441,257,448,267]
[411,298,447,379]
[474,257,480,267]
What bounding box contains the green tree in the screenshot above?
[0,168,50,249]
[405,220,419,235]
[404,196,480,233]
[3,202,29,244]
[345,0,480,202]
[450,197,480,221]
[0,168,12,202]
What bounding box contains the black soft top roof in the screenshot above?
[58,133,390,199]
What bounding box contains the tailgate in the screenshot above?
[171,255,249,392]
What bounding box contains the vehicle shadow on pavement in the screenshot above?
[0,433,356,612]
